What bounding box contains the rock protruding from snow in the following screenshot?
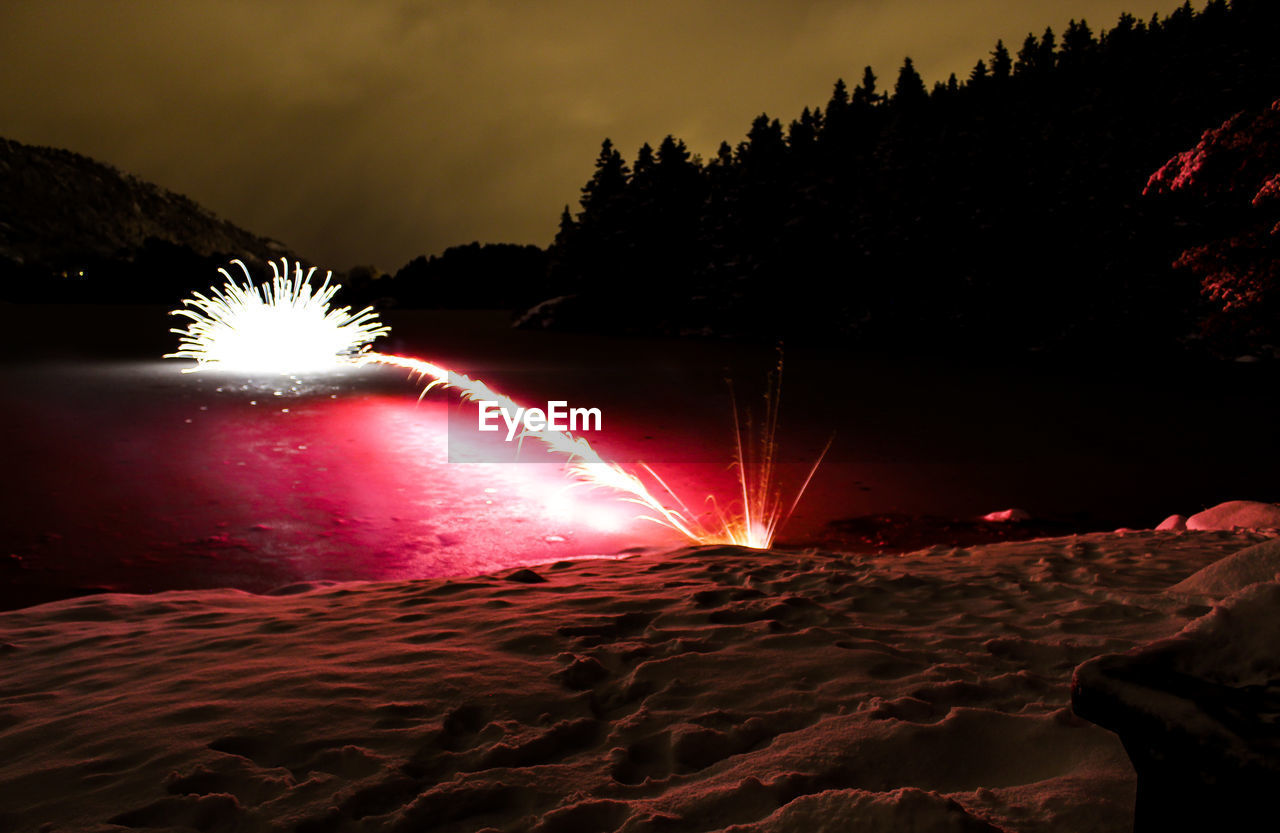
[1072,581,1280,832]
[1185,500,1280,530]
[1155,514,1186,532]
[1170,537,1280,597]
[981,508,1030,523]
[504,568,548,584]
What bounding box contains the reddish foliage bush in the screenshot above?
[1147,99,1280,349]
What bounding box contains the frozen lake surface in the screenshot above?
[3,305,1280,609]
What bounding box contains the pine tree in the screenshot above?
[573,138,633,294]
[1060,19,1095,69]
[554,205,575,246]
[788,106,819,148]
[893,57,928,105]
[739,114,786,165]
[825,78,851,130]
[624,134,705,302]
[806,105,824,134]
[655,135,701,198]
[1200,0,1228,26]
[851,66,880,108]
[823,78,853,145]
[1102,12,1140,51]
[990,39,1012,80]
[634,142,655,172]
[829,77,850,110]
[1037,27,1057,73]
[1167,1,1194,31]
[579,138,630,215]
[1014,28,1056,74]
[970,59,989,85]
[656,134,691,168]
[1014,33,1039,75]
[712,140,734,169]
[631,142,656,191]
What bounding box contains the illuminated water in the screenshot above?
[3,305,1280,609]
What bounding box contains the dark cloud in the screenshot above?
[1,0,1162,269]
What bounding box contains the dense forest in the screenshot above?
[477,0,1280,357]
[368,243,548,310]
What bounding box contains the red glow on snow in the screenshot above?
[178,391,685,578]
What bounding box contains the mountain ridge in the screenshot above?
[0,135,296,300]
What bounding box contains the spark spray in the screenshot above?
[167,258,821,548]
[166,259,388,373]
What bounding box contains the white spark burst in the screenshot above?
[166,258,389,373]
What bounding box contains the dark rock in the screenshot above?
[504,568,547,584]
[1072,581,1280,831]
[556,656,609,690]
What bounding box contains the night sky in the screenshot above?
[3,0,1162,269]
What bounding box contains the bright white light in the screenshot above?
[166,258,389,373]
[543,489,626,533]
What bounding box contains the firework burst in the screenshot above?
[166,258,389,373]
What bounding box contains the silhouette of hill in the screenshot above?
[519,0,1280,357]
[0,137,293,302]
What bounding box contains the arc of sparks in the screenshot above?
[355,351,707,543]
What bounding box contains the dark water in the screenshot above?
[2,303,1280,610]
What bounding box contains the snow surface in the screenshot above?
[1072,575,1280,828]
[1185,499,1280,531]
[1170,535,1280,596]
[0,529,1265,832]
[980,509,1030,523]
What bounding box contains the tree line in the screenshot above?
[502,0,1280,356]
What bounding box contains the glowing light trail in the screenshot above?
[355,351,708,543]
[168,258,822,548]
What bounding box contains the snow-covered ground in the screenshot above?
[1,527,1269,832]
